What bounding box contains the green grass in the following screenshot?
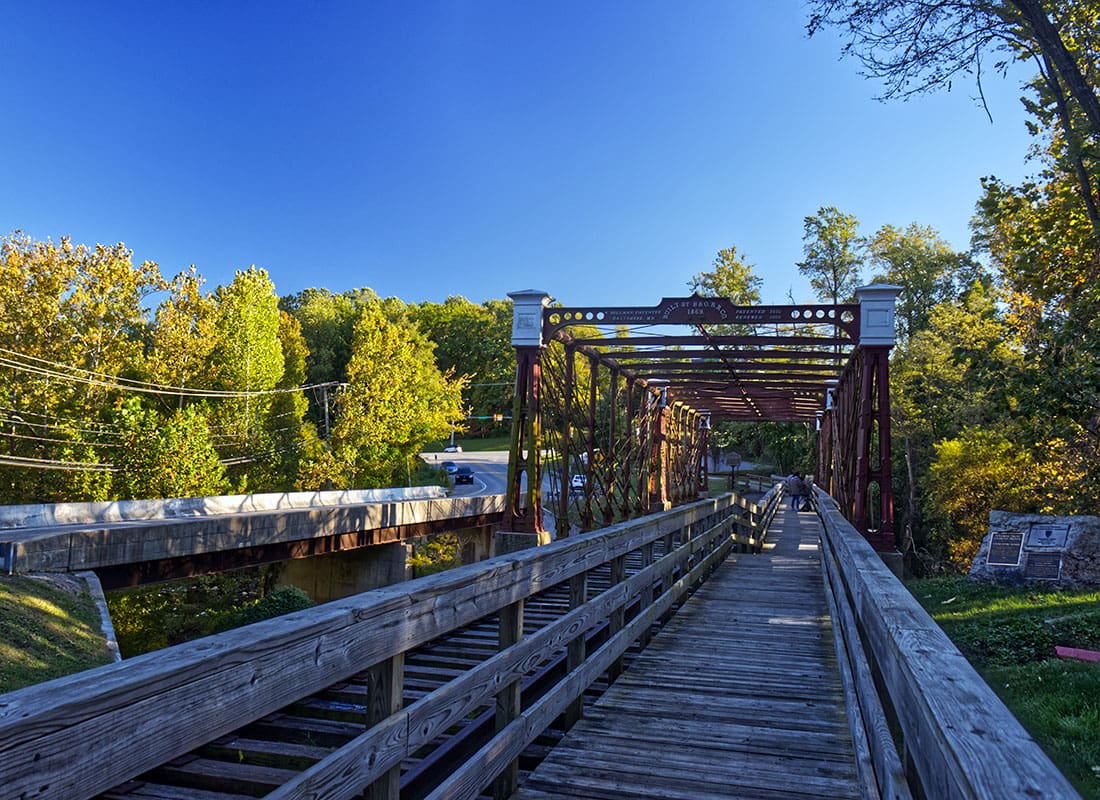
[909,576,1100,797]
[0,575,115,693]
[423,434,511,453]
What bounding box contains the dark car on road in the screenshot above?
[454,466,475,485]
[442,461,458,475]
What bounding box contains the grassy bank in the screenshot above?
[0,575,114,692]
[909,576,1100,798]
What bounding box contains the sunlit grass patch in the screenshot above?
[0,575,114,693]
[909,575,1100,798]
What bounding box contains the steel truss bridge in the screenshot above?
[502,286,899,550]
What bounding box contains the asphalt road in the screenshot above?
[424,451,509,497]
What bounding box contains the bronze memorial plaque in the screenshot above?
[987,531,1024,566]
[1024,552,1062,580]
[1026,523,1069,550]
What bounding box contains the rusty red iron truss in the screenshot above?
[503,289,899,551]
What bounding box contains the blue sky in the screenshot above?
[3,1,1037,307]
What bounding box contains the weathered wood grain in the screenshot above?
[265,507,736,800]
[515,506,861,800]
[0,495,744,800]
[817,495,1080,799]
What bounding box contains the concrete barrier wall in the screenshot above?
[0,486,446,529]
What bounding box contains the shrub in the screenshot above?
[213,586,313,631]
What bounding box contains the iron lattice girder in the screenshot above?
[566,334,853,349]
[543,298,860,423]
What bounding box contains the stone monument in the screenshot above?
[970,511,1100,588]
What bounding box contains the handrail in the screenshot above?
[814,489,1080,799]
[0,489,777,800]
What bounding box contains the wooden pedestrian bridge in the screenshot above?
[0,485,1077,800]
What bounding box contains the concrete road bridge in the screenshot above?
[0,288,1080,799]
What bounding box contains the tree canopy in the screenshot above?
[797,206,864,304]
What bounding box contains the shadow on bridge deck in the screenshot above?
[515,505,860,800]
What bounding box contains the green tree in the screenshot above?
[926,427,1042,568]
[281,287,377,427]
[891,282,1023,567]
[797,206,864,303]
[807,1,1100,238]
[411,296,513,437]
[0,233,164,503]
[145,267,217,410]
[689,246,762,305]
[261,311,322,490]
[207,268,285,490]
[113,399,229,499]
[300,299,465,489]
[866,223,984,341]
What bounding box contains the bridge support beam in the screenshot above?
[649,388,670,512]
[826,285,901,552]
[502,290,553,549]
[854,344,895,550]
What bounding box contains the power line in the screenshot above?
[0,454,117,472]
[0,347,339,399]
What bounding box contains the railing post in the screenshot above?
[700,413,710,497]
[649,388,669,511]
[638,539,656,648]
[584,353,598,529]
[604,366,619,523]
[364,654,404,799]
[607,554,627,682]
[622,377,638,519]
[564,571,588,728]
[494,599,524,800]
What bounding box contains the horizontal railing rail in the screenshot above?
[1,488,779,800]
[814,488,1080,800]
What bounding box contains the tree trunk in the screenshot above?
[1038,50,1100,238]
[1011,0,1100,142]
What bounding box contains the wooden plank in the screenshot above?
[266,511,732,800]
[425,533,736,800]
[102,784,256,800]
[493,600,524,800]
[820,514,910,800]
[515,507,861,800]
[364,654,403,799]
[3,498,730,800]
[149,756,299,795]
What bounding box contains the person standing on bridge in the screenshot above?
[786,471,804,511]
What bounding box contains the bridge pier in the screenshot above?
[276,541,415,604]
[494,529,552,554]
[278,524,499,604]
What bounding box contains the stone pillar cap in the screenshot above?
[855,284,902,347]
[507,290,552,347]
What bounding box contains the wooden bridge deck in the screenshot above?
[515,505,860,800]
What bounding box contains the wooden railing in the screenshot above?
[1,488,780,800]
[815,489,1080,800]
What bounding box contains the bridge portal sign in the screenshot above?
[543,296,861,339]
